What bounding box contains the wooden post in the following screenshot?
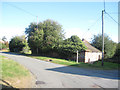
[76,50,78,63]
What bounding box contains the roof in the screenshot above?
[82,39,102,52]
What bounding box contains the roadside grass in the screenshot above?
[1,56,29,79]
[0,55,34,88]
[30,56,120,70]
[1,50,119,70]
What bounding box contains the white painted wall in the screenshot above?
[85,52,102,63]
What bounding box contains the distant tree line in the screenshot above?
[25,19,86,59]
[0,36,9,50]
[91,34,119,63]
[9,19,119,62]
[91,34,117,59]
[9,19,86,59]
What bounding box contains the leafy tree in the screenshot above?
[28,29,44,54]
[0,36,9,50]
[25,19,65,54]
[59,35,87,58]
[91,34,117,58]
[25,22,37,36]
[115,43,120,57]
[9,35,27,52]
[2,36,7,42]
[0,42,7,50]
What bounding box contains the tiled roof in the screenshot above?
[82,39,101,52]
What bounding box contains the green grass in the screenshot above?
[30,56,120,70]
[2,51,119,70]
[0,55,30,79]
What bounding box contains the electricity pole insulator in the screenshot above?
[102,10,104,66]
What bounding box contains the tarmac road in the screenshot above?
[0,52,119,88]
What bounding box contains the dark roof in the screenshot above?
[82,39,101,52]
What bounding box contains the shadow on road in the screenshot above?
[1,52,26,56]
[46,66,120,80]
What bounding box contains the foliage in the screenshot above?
[91,34,117,59]
[25,19,65,54]
[2,36,7,42]
[9,35,28,52]
[0,43,6,49]
[28,29,44,54]
[58,35,87,58]
[115,43,120,57]
[0,37,9,50]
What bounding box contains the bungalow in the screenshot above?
[79,39,102,63]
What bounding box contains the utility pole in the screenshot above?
[36,16,38,54]
[76,50,78,63]
[37,16,38,30]
[102,10,104,66]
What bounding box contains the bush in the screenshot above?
[0,42,8,50]
[9,35,28,52]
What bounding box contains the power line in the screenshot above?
[104,0,106,11]
[88,15,102,30]
[5,3,37,17]
[5,3,39,30]
[106,12,120,14]
[82,15,102,40]
[105,11,120,26]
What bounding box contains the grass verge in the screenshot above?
[30,55,120,70]
[0,55,35,88]
[2,51,119,70]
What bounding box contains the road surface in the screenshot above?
[0,52,119,88]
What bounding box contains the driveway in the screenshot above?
[0,52,119,88]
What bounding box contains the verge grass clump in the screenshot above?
[0,55,34,88]
[1,55,30,79]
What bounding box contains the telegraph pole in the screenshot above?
[37,16,38,30]
[102,10,104,66]
[36,16,38,54]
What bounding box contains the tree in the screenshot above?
[25,19,65,54]
[91,34,117,58]
[115,43,120,57]
[0,42,7,50]
[0,36,9,50]
[2,36,7,42]
[58,35,87,58]
[9,35,27,52]
[28,29,44,54]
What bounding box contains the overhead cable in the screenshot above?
[5,3,37,17]
[105,11,120,26]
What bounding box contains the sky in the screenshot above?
[0,0,119,43]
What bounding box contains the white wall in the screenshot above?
[85,52,102,63]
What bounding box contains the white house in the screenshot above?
[79,39,102,63]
